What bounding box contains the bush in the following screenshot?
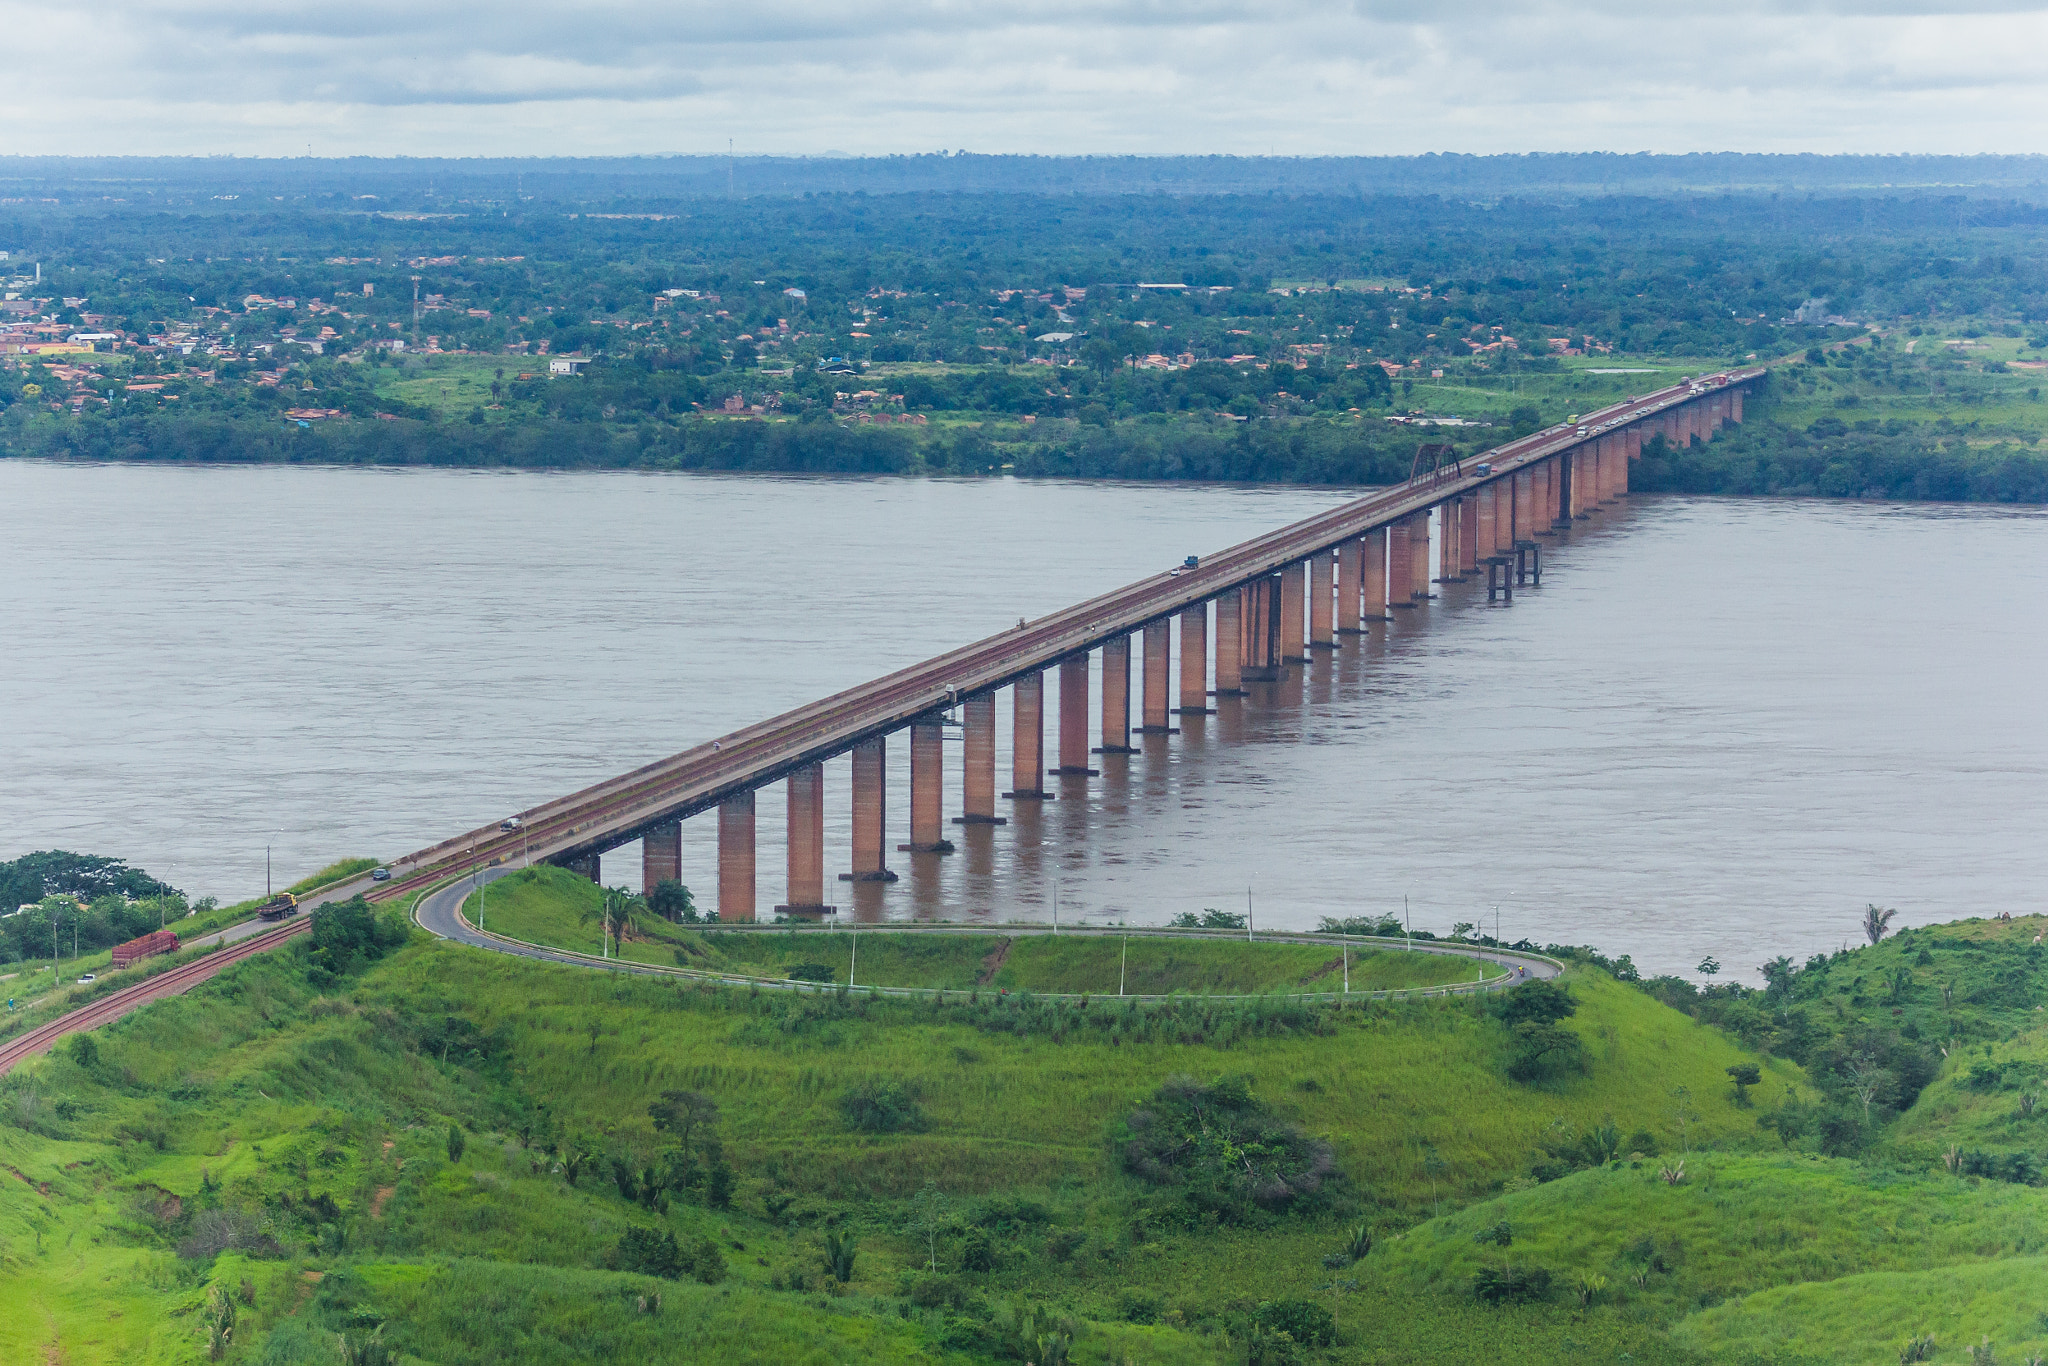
[616,1226,682,1278]
[1116,1074,1343,1223]
[64,1033,98,1069]
[1253,1299,1336,1347]
[1472,1263,1553,1304]
[786,963,834,982]
[839,1079,926,1133]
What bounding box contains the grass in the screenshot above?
[1674,1255,2048,1366]
[463,865,1504,995]
[0,903,1778,1364]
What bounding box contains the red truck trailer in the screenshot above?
[110,929,180,969]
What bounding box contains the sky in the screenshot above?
[5,0,2047,156]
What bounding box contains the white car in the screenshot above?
[76,973,96,984]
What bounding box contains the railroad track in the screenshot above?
[0,918,310,1076]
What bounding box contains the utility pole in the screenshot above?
[1246,888,1253,943]
[1052,883,1058,936]
[1120,936,1127,996]
[411,276,421,352]
[849,916,857,989]
[1343,941,1349,995]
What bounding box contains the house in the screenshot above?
[549,356,589,375]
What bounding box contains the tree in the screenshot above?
[1697,956,1721,977]
[911,1181,946,1273]
[1863,904,1899,945]
[822,1229,858,1283]
[649,1090,720,1154]
[1726,1063,1761,1107]
[648,879,696,923]
[446,1125,466,1164]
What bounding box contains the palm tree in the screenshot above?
[1863,904,1898,945]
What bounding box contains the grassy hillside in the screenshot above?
[0,898,1772,1364]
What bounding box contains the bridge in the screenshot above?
[333,368,1761,920]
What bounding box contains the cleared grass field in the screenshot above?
[462,865,1505,995]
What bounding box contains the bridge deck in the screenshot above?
[359,368,1759,903]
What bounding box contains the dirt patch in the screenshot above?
[370,1185,395,1219]
[976,937,1015,987]
[5,1164,50,1196]
[1301,955,1346,984]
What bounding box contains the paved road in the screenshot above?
[416,867,1561,1000]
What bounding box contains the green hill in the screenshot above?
[0,896,1778,1365]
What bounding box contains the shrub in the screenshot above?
[786,963,834,982]
[1472,1263,1552,1304]
[445,1124,466,1164]
[822,1230,858,1283]
[616,1226,682,1279]
[64,1033,98,1069]
[1253,1299,1336,1348]
[839,1079,925,1133]
[1116,1074,1343,1224]
[1506,1022,1588,1082]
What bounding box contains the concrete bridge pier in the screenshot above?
[841,737,898,882]
[1004,671,1051,799]
[1362,527,1390,621]
[1459,497,1480,577]
[1532,461,1556,534]
[1280,561,1308,662]
[955,692,1006,824]
[1336,537,1365,635]
[1176,604,1213,713]
[1478,482,1499,555]
[1410,511,1434,600]
[1309,552,1337,648]
[718,792,756,921]
[565,852,600,882]
[1212,589,1247,695]
[1242,575,1283,679]
[1137,620,1178,732]
[642,820,681,894]
[1096,635,1136,753]
[1731,388,1745,423]
[1053,655,1097,775]
[777,762,832,915]
[1385,518,1415,609]
[900,716,953,852]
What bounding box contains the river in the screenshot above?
[4,460,2042,981]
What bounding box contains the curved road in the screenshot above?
[416,866,1561,1000]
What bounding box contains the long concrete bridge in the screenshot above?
[350,368,1760,920]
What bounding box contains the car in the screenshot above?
[76,973,95,984]
[370,867,392,881]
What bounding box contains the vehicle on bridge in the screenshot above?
[256,892,299,921]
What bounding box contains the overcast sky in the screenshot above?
[5,0,2045,156]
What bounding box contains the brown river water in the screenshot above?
[4,460,2043,981]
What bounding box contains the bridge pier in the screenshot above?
[841,737,898,882]
[1242,575,1283,679]
[1004,671,1051,798]
[1309,552,1336,648]
[718,792,756,922]
[1362,527,1389,621]
[955,693,1006,824]
[564,851,600,883]
[778,762,832,915]
[1386,519,1415,608]
[1731,388,1744,423]
[1459,496,1479,576]
[1053,654,1097,774]
[1335,537,1365,635]
[1512,467,1535,546]
[900,716,953,852]
[1212,589,1247,694]
[1477,483,1498,556]
[642,820,681,895]
[1137,620,1177,732]
[1176,603,1213,713]
[1533,460,1556,534]
[1279,561,1308,662]
[1097,635,1135,753]
[1410,511,1433,601]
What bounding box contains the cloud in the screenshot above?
[3,0,2045,153]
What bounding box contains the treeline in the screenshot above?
[1635,424,2048,502]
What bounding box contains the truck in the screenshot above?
[110,929,180,968]
[256,892,299,922]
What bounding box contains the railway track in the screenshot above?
[0,918,310,1076]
